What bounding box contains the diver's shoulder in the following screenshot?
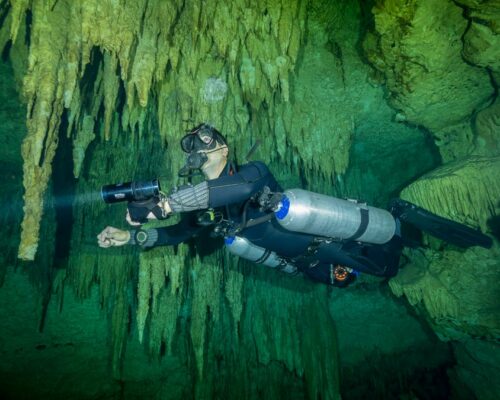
[239,160,271,176]
[242,160,270,170]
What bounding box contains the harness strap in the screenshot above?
[290,238,332,270]
[244,213,275,228]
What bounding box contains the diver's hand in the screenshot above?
[97,226,131,248]
[126,210,143,226]
[126,197,172,225]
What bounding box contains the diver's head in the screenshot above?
[179,124,229,179]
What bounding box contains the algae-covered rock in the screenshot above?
[448,339,500,400]
[401,156,500,231]
[331,286,453,398]
[390,246,500,341]
[474,97,500,156]
[2,1,500,398]
[456,0,500,77]
[364,0,493,137]
[391,155,500,340]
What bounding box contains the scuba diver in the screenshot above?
[97,124,492,287]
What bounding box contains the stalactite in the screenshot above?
[111,291,129,378]
[7,0,28,44]
[136,258,151,344]
[224,267,244,338]
[17,0,73,260]
[6,1,495,398]
[102,52,120,141]
[241,273,341,398]
[0,10,12,56]
[6,0,366,260]
[66,135,151,371]
[190,256,223,378]
[149,283,182,357]
[72,115,96,178]
[389,249,461,321]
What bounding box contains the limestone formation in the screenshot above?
[390,245,500,340]
[474,97,500,156]
[2,0,318,261]
[364,0,494,161]
[0,0,499,398]
[390,156,500,342]
[449,340,500,399]
[400,156,500,230]
[456,0,500,76]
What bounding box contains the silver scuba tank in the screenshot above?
[224,236,297,274]
[274,189,396,245]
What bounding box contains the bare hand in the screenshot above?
[97,226,131,248]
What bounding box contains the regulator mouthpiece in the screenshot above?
[178,152,208,177]
[101,179,161,204]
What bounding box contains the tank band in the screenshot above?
[254,249,272,264]
[347,208,369,241]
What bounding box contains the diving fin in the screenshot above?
[389,199,492,249]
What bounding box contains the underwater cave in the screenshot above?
[0,0,499,399]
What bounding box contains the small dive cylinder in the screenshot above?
[275,189,396,245]
[225,236,297,274]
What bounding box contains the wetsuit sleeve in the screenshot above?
[165,162,275,212]
[129,213,205,247]
[155,218,205,246]
[168,181,209,212]
[207,161,272,207]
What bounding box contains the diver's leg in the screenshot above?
[389,199,492,249]
[301,262,357,287]
[360,234,403,277]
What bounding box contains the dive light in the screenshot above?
[101,179,161,204]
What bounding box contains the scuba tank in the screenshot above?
[225,236,297,274]
[275,189,396,245]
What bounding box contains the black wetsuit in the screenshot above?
[151,161,404,287]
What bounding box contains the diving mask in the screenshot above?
[179,124,227,177]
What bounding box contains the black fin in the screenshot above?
[389,199,493,249]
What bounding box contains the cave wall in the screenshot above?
[0,0,499,399]
[366,1,500,398]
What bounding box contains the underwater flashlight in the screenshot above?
[101,179,161,204]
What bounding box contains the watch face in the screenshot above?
[136,230,148,244]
